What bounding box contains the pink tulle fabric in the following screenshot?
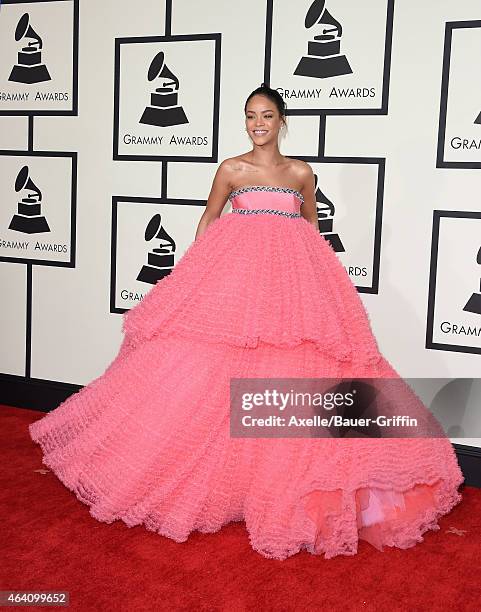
[29,189,464,560]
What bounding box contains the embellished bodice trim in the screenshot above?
[228,185,305,203]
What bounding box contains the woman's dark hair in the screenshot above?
[244,83,286,118]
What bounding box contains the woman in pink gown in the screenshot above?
[29,84,464,560]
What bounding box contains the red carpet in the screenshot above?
[1,405,480,611]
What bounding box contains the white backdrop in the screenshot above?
[0,0,480,447]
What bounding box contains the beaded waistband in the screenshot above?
[231,208,302,218]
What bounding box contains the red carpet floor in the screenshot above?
[1,405,480,611]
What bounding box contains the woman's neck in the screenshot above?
[248,144,285,168]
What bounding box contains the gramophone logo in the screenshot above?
[9,166,51,234]
[8,13,52,85]
[463,246,481,316]
[314,174,345,252]
[136,213,176,284]
[437,22,481,167]
[427,213,481,355]
[294,0,352,79]
[139,51,189,128]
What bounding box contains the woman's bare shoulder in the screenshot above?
[287,157,312,176]
[215,155,252,189]
[211,155,249,193]
[219,154,252,171]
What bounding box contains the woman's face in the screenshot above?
[245,94,284,144]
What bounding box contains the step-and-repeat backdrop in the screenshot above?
[0,0,480,444]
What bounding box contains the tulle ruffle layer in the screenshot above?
[122,213,382,365]
[302,479,461,557]
[29,333,464,560]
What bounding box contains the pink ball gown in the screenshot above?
[29,185,464,560]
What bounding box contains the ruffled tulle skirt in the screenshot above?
[29,211,464,559]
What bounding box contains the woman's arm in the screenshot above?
[195,160,234,240]
[298,163,318,230]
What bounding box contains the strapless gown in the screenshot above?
[29,186,464,560]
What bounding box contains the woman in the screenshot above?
[29,84,464,560]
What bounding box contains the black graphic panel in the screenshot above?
[426,211,481,356]
[114,34,221,161]
[0,0,78,116]
[308,160,383,292]
[0,150,76,266]
[266,0,393,114]
[111,196,205,313]
[437,21,481,168]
